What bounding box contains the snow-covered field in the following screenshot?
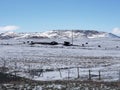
[0,38,120,81]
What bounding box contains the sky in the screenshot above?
[0,0,120,35]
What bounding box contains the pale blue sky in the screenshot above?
[0,0,120,34]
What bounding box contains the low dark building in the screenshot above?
[63,41,71,46]
[29,41,58,45]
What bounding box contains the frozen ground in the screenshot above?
[0,38,120,81]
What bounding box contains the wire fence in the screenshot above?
[1,61,120,82]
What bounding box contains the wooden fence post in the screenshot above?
[38,69,43,77]
[2,60,6,73]
[88,70,91,80]
[98,70,101,80]
[58,69,62,78]
[41,69,44,77]
[77,67,80,78]
[68,68,70,80]
[119,70,120,81]
[28,65,32,79]
[14,62,17,76]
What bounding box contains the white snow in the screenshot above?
[0,37,120,81]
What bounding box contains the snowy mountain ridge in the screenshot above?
[0,30,119,39]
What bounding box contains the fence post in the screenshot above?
[14,62,17,76]
[28,65,32,79]
[119,70,120,81]
[77,67,80,78]
[41,69,44,77]
[38,69,43,77]
[2,60,6,73]
[98,70,101,80]
[58,69,62,78]
[68,68,70,80]
[88,70,91,80]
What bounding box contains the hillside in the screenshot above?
[0,30,119,39]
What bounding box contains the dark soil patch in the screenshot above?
[0,72,23,83]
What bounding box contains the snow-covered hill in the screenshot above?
[0,30,119,39]
[40,30,120,39]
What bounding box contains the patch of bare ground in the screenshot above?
[0,72,120,90]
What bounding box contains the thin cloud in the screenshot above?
[112,27,120,35]
[0,25,20,31]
